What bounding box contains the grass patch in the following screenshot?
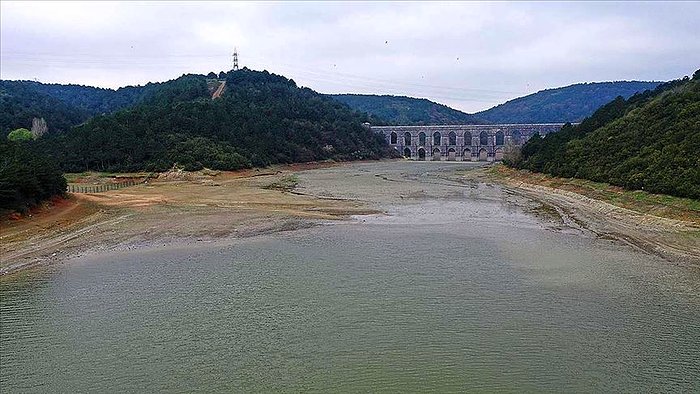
[264,174,299,192]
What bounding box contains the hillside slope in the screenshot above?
[477,81,660,123]
[511,71,699,199]
[330,94,484,125]
[0,80,90,134]
[26,82,147,116]
[0,77,214,136]
[39,69,388,172]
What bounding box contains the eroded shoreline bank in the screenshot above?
[474,166,700,266]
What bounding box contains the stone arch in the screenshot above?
[403,147,411,158]
[480,131,489,146]
[495,130,504,145]
[494,148,504,161]
[432,147,441,161]
[418,132,426,146]
[448,131,457,146]
[448,147,456,161]
[478,148,488,161]
[463,131,472,146]
[418,147,426,160]
[512,130,521,145]
[462,148,471,159]
[433,132,441,146]
[390,132,397,144]
[404,132,412,146]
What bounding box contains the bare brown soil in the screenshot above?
[3,160,698,277]
[211,80,226,99]
[0,162,375,276]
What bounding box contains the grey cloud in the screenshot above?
[1,1,698,112]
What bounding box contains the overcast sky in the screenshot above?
[1,1,699,112]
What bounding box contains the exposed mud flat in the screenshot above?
[467,168,700,267]
[0,162,374,276]
[294,161,699,267]
[2,160,698,276]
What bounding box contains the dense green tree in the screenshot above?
[1,75,214,138]
[34,69,390,173]
[509,72,700,199]
[0,80,89,135]
[7,128,33,141]
[330,94,482,125]
[0,139,66,212]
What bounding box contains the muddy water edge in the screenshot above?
[1,161,699,391]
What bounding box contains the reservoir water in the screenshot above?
[1,162,699,391]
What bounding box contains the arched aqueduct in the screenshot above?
[371,124,565,161]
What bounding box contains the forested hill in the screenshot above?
[476,81,661,123]
[37,69,389,173]
[25,82,149,116]
[331,82,661,126]
[0,73,230,135]
[1,80,92,134]
[509,71,700,199]
[3,77,663,134]
[329,94,484,125]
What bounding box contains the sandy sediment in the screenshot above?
[289,161,700,267]
[2,160,698,277]
[476,172,700,267]
[0,162,377,276]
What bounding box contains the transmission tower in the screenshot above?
[232,47,239,71]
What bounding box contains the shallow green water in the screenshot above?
[2,163,699,392]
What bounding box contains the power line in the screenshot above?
[2,50,524,95]
[1,50,527,104]
[244,54,524,95]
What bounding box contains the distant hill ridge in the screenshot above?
[475,81,661,124]
[329,94,484,125]
[330,81,661,125]
[2,77,663,135]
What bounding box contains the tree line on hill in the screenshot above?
[3,76,662,136]
[0,72,234,136]
[37,69,389,173]
[0,68,691,213]
[1,69,392,212]
[507,70,700,199]
[0,80,90,135]
[329,94,484,125]
[331,82,660,125]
